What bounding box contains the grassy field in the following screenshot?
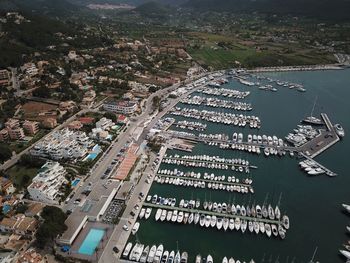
[186,32,336,69]
[7,165,38,190]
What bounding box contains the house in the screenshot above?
[68,120,83,130]
[4,119,25,140]
[0,69,10,87]
[0,177,15,195]
[95,117,114,131]
[42,118,57,129]
[0,218,16,233]
[22,120,39,135]
[5,119,20,130]
[78,117,95,125]
[21,63,38,77]
[27,162,68,204]
[25,203,45,217]
[103,100,138,115]
[117,115,129,125]
[68,50,78,60]
[17,248,43,263]
[59,101,76,112]
[0,129,9,141]
[7,128,24,141]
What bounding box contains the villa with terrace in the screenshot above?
[27,162,68,205]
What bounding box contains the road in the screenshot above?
[98,146,167,263]
[61,80,188,213]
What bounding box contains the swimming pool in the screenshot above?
[86,153,98,160]
[71,179,80,187]
[78,228,105,256]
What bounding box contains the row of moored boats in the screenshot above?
[170,108,261,128]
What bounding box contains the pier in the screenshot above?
[142,203,283,225]
[168,132,297,152]
[155,174,254,194]
[156,174,252,188]
[299,153,337,177]
[298,113,340,158]
[162,156,257,170]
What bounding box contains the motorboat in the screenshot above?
[207,255,213,263]
[180,252,188,263]
[167,251,175,263]
[132,222,140,235]
[335,124,345,138]
[155,209,162,221]
[154,244,164,263]
[282,215,290,229]
[161,251,169,263]
[130,243,144,261]
[339,250,350,259]
[139,208,146,219]
[140,246,150,263]
[343,204,350,213]
[147,245,157,263]
[123,242,133,258]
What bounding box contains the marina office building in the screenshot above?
[58,180,122,248]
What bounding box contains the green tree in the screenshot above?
[0,145,12,163]
[35,206,68,249]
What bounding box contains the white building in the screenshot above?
[30,128,94,160]
[96,117,114,131]
[103,100,138,115]
[27,162,68,204]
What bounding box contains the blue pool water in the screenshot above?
[78,228,105,255]
[71,179,80,187]
[86,153,98,160]
[2,204,10,214]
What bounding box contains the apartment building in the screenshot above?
[27,161,68,204]
[103,100,138,115]
[23,120,39,135]
[30,128,93,160]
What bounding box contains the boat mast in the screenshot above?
[310,96,318,117]
[309,246,318,263]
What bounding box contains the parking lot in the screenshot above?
[102,199,125,224]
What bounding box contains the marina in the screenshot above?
[124,69,349,262]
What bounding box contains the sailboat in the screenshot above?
[302,97,323,125]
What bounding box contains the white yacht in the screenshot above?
[147,245,157,263]
[122,242,133,258]
[140,246,150,263]
[343,204,350,213]
[335,124,345,138]
[339,250,350,259]
[207,255,213,263]
[131,222,140,235]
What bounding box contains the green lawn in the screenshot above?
[188,47,257,69]
[7,165,38,190]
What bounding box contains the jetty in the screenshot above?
[143,203,283,225]
[298,113,340,158]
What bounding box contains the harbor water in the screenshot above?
[130,69,350,262]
